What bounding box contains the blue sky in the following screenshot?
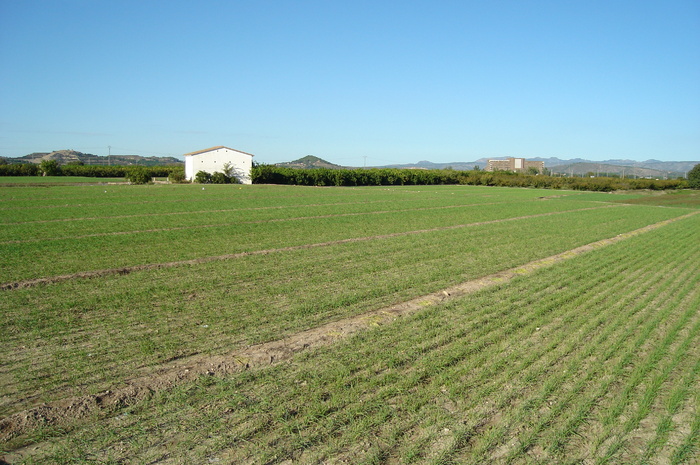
[1,1,698,165]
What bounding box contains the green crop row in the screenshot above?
[0,182,649,212]
[0,204,694,416]
[0,183,566,217]
[0,195,620,244]
[0,201,686,285]
[0,189,561,238]
[1,184,692,284]
[6,198,697,464]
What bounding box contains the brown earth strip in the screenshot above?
[1,204,622,290]
[1,210,697,443]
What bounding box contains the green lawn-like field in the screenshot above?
[0,176,127,185]
[1,184,698,464]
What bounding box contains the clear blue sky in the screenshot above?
[1,0,698,165]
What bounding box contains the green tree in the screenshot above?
[222,162,235,179]
[215,162,241,184]
[688,163,700,188]
[168,167,186,183]
[39,159,61,176]
[125,166,151,184]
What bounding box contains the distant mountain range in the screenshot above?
[3,151,697,178]
[277,156,698,179]
[2,150,182,166]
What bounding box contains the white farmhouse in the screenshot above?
[183,146,254,184]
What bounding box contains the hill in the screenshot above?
[275,155,345,169]
[7,150,182,166]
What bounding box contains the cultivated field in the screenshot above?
[1,182,698,464]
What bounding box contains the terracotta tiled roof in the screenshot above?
[183,146,255,157]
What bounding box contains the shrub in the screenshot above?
[168,167,186,183]
[39,160,61,176]
[195,170,212,184]
[126,166,151,184]
[211,171,229,184]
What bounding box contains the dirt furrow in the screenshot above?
[2,210,697,441]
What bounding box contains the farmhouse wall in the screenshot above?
[184,146,254,184]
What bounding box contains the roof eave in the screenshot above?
[183,146,255,157]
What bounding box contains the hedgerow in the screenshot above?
[251,165,463,186]
[251,165,687,191]
[0,163,40,176]
[0,163,183,179]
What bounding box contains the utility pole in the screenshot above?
[108,146,111,166]
[363,156,367,168]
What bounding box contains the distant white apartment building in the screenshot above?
[485,157,544,174]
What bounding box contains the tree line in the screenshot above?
[0,160,185,183]
[251,165,692,191]
[2,158,697,190]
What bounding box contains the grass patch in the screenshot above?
[0,176,127,185]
